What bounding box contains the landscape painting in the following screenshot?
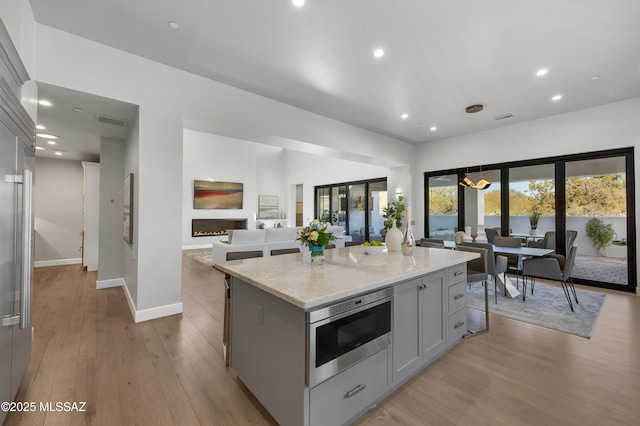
[258,195,279,219]
[194,180,243,209]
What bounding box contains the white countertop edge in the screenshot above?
[216,249,478,310]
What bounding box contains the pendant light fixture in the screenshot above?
[458,104,491,190]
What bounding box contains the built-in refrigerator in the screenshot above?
[0,18,36,424]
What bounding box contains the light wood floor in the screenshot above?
[6,252,640,425]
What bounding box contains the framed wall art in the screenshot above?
[193,180,244,209]
[258,195,279,219]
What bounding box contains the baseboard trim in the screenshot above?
[120,280,183,323]
[134,302,184,323]
[96,278,124,289]
[34,258,82,268]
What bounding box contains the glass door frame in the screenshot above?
[424,147,636,293]
[315,177,387,242]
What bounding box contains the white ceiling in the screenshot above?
[28,0,640,161]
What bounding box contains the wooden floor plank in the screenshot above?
[5,256,640,425]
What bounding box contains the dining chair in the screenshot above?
[270,248,300,256]
[485,228,499,244]
[325,244,336,249]
[344,241,363,247]
[458,242,507,303]
[420,238,445,249]
[420,238,445,248]
[223,250,264,367]
[455,245,489,336]
[522,244,579,311]
[493,236,523,279]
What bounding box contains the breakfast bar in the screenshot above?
[216,246,478,426]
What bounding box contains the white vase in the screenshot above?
[385,219,402,252]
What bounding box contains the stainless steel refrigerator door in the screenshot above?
[0,121,17,411]
[11,138,33,397]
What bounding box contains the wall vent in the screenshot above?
[96,114,129,127]
[493,113,514,121]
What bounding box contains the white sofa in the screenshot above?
[211,226,352,265]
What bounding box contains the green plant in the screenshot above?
[585,218,615,252]
[382,195,406,233]
[529,212,541,228]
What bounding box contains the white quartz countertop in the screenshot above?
[215,246,478,310]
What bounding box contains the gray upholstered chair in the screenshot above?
[493,235,522,277]
[455,245,490,336]
[226,250,264,261]
[459,242,507,303]
[527,230,579,255]
[485,228,499,244]
[420,238,445,248]
[345,241,362,247]
[324,244,336,249]
[270,248,300,256]
[522,244,579,311]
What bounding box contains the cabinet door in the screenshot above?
[421,271,446,362]
[392,278,422,383]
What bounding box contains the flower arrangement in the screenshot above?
[297,220,337,247]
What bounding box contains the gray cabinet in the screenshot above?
[392,271,446,384]
[446,264,468,342]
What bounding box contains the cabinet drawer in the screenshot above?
[448,308,467,342]
[448,281,466,313]
[309,348,388,426]
[448,264,466,284]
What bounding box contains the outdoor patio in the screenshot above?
[573,255,629,286]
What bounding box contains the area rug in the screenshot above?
[466,279,605,338]
[186,250,214,266]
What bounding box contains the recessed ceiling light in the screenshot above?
[73,107,84,112]
[38,100,52,107]
[430,126,437,131]
[47,140,56,145]
[373,48,384,58]
[590,75,601,80]
[168,21,179,29]
[552,95,562,101]
[54,152,63,156]
[401,113,408,119]
[37,133,59,139]
[536,69,548,76]
[36,124,45,130]
[35,146,45,150]
[292,0,304,6]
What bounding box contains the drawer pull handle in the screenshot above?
[454,321,465,329]
[346,384,366,398]
[454,271,464,276]
[454,294,464,300]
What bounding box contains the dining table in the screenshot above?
[492,245,555,298]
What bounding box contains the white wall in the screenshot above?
[33,157,83,266]
[415,97,640,280]
[182,130,258,248]
[182,129,393,247]
[97,138,125,283]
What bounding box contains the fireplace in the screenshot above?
[192,218,247,237]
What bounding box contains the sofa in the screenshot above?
[211,226,352,265]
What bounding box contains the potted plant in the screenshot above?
[529,212,541,235]
[585,217,615,255]
[382,196,406,252]
[382,195,406,235]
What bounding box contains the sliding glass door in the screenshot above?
[566,156,629,286]
[424,148,635,292]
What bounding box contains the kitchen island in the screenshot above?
[216,246,478,426]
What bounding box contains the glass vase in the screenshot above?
[401,224,415,256]
[309,245,325,265]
